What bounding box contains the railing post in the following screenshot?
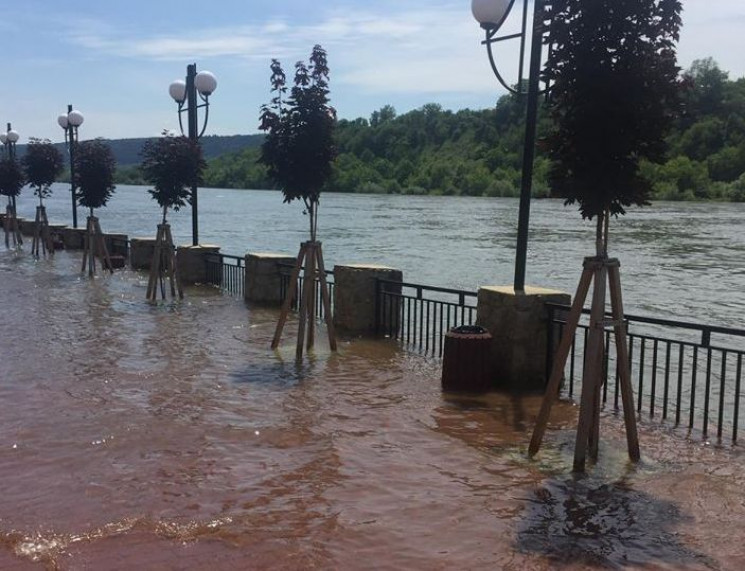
[374,278,381,335]
[545,304,555,385]
[702,329,711,347]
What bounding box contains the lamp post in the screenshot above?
[472,0,548,293]
[58,105,85,229]
[169,64,217,246]
[2,124,20,212]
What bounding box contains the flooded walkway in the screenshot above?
[1,250,744,569]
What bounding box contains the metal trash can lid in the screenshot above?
[449,325,489,335]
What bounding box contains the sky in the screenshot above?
[1,0,743,143]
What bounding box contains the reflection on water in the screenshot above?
[2,250,745,569]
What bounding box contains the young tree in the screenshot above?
[75,139,117,217]
[259,44,337,241]
[531,0,683,471]
[0,156,25,247]
[140,131,205,224]
[140,131,204,300]
[544,0,682,229]
[0,157,25,203]
[22,138,64,206]
[260,45,338,358]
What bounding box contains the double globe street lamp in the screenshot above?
[58,105,85,229]
[169,64,217,246]
[1,124,21,211]
[472,0,549,293]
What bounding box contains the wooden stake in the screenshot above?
[573,261,608,472]
[271,240,338,357]
[315,243,338,351]
[146,223,179,301]
[529,255,641,472]
[529,262,594,455]
[608,262,641,461]
[271,243,306,349]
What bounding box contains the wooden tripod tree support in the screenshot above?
[529,254,640,472]
[271,240,337,359]
[31,205,53,258]
[146,223,183,301]
[81,215,114,277]
[4,203,22,248]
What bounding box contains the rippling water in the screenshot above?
[2,246,745,568]
[3,188,745,568]
[15,184,745,330]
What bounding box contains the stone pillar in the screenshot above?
[130,237,157,270]
[18,218,33,236]
[176,244,220,285]
[104,233,129,257]
[245,252,297,304]
[476,286,570,392]
[60,227,86,250]
[333,264,403,334]
[47,224,67,250]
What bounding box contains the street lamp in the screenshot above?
[3,124,20,211]
[58,105,85,229]
[472,0,548,293]
[169,64,217,246]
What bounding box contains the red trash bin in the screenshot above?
[441,325,493,392]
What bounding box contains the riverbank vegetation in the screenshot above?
[116,58,745,201]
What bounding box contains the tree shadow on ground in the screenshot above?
[515,476,717,569]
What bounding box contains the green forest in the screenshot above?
[128,58,745,201]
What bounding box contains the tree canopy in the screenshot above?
[0,157,25,199]
[259,44,336,239]
[22,138,64,203]
[140,132,205,222]
[544,0,683,219]
[75,139,117,212]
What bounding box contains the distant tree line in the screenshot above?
[195,58,745,201]
[51,58,741,202]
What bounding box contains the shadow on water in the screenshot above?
[515,475,716,570]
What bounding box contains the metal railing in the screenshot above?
[547,303,745,443]
[375,279,478,357]
[278,263,335,321]
[205,253,244,297]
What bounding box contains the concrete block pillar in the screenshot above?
[104,233,129,257]
[130,237,157,270]
[60,227,86,250]
[333,264,403,334]
[245,252,297,304]
[177,244,220,285]
[476,286,570,392]
[47,224,67,250]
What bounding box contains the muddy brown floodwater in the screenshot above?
[1,250,745,570]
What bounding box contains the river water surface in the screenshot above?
[2,188,745,569]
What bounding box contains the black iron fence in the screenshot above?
[205,253,245,297]
[547,303,745,443]
[278,263,335,321]
[375,279,478,357]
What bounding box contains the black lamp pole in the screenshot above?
[59,104,83,229]
[6,122,17,213]
[171,63,216,246]
[475,0,548,293]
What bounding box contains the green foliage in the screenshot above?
[22,138,64,203]
[544,0,683,219]
[0,157,25,198]
[75,139,117,211]
[259,45,336,209]
[196,55,743,202]
[140,131,205,221]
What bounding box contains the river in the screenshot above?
[16,183,745,330]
